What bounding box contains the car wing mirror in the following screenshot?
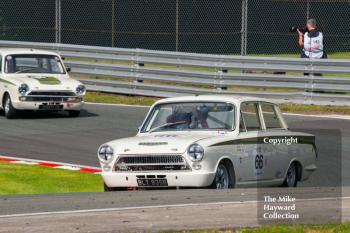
[66,67,71,72]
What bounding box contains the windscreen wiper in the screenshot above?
[148,121,186,133]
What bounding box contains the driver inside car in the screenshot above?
[189,106,209,129]
[166,106,192,129]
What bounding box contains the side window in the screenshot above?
[239,113,246,132]
[0,56,2,72]
[240,102,262,131]
[50,57,64,73]
[261,103,283,129]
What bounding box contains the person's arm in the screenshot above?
[297,29,303,48]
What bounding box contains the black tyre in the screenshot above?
[68,110,80,118]
[104,182,127,192]
[211,162,233,189]
[282,163,298,187]
[3,94,17,119]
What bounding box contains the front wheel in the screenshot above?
[3,95,17,119]
[211,162,233,189]
[282,163,298,187]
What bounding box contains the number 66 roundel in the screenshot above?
[255,154,264,169]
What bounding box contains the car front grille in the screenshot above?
[28,91,76,96]
[25,96,67,102]
[23,91,81,102]
[114,155,190,171]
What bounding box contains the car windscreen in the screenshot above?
[5,54,65,74]
[141,102,235,133]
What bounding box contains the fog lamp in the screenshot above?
[193,164,202,170]
[103,165,111,172]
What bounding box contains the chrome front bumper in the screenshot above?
[13,96,84,110]
[11,90,84,110]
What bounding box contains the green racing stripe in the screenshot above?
[0,78,15,86]
[36,77,61,85]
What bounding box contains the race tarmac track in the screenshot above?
[0,103,349,232]
[0,103,349,187]
[0,187,347,233]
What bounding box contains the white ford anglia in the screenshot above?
[0,49,85,118]
[98,95,317,191]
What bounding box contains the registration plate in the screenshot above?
[39,105,63,110]
[137,178,168,187]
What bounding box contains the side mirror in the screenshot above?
[66,67,71,72]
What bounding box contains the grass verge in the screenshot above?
[170,222,350,233]
[85,92,350,115]
[280,104,350,115]
[85,91,159,106]
[0,162,103,195]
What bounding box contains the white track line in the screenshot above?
[85,102,350,120]
[1,196,349,219]
[11,160,38,165]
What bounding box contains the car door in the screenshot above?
[237,102,266,183]
[258,102,289,181]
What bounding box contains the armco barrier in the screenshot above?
[0,40,349,106]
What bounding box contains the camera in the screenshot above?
[290,26,308,33]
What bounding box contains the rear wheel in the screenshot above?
[68,110,80,118]
[104,182,127,192]
[282,163,298,187]
[211,162,232,189]
[3,95,17,119]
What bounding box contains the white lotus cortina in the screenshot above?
[0,48,85,118]
[98,95,317,191]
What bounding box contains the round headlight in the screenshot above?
[18,84,29,95]
[98,145,114,163]
[76,85,86,95]
[188,144,204,162]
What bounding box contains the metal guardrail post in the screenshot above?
[308,60,316,103]
[133,48,143,84]
[217,57,228,90]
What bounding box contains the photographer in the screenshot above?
[297,18,326,59]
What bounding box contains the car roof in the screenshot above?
[155,95,277,105]
[0,48,60,57]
